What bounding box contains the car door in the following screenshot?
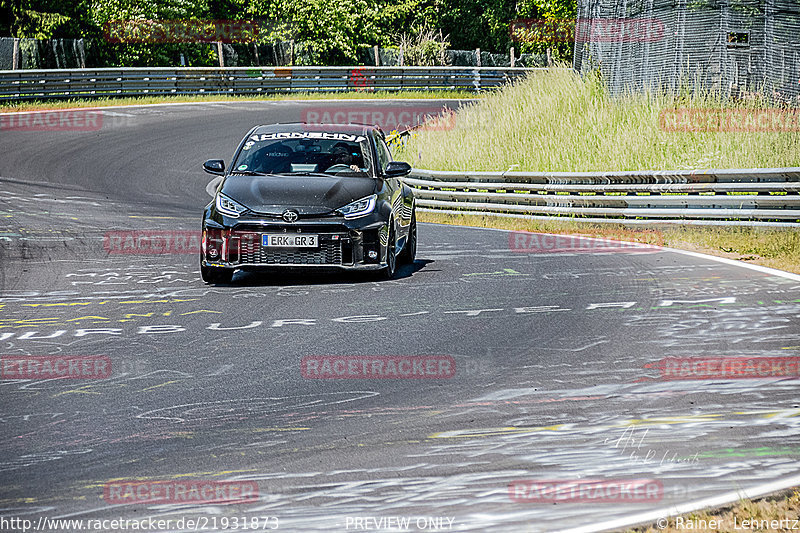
[374,133,412,241]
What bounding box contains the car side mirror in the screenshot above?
[203,159,225,176]
[384,161,411,178]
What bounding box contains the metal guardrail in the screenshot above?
[0,66,537,100]
[405,167,800,226]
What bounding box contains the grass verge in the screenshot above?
[395,67,800,171]
[629,488,800,533]
[0,89,479,113]
[418,211,800,275]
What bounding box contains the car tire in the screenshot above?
[379,224,397,280]
[201,262,234,284]
[398,211,416,265]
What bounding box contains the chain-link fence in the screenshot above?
[572,0,800,104]
[0,37,547,69]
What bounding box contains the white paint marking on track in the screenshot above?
[430,222,800,282]
[551,472,800,533]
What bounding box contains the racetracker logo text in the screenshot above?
[103,19,261,43]
[302,106,456,133]
[660,108,800,132]
[301,355,456,379]
[103,480,259,504]
[2,355,111,379]
[0,110,104,132]
[509,479,663,502]
[648,356,800,380]
[510,18,665,43]
[509,231,663,253]
[104,231,201,255]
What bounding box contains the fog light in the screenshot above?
[368,250,378,259]
[209,248,219,258]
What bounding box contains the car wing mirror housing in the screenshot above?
[203,159,225,176]
[384,161,412,178]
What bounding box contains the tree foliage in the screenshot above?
[2,0,579,64]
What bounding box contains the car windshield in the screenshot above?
[232,132,373,177]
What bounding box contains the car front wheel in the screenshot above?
[398,211,416,265]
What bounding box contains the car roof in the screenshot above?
[252,123,379,137]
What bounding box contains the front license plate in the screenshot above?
[263,234,319,248]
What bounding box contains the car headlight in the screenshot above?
[337,194,377,219]
[215,193,248,218]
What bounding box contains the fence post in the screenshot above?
[373,45,379,66]
[216,42,224,67]
[77,38,86,68]
[510,46,515,68]
[253,43,260,66]
[399,45,404,66]
[476,47,481,67]
[12,38,19,70]
[290,40,294,66]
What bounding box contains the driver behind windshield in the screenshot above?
[327,143,361,172]
[233,136,370,176]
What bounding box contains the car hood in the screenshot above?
[221,175,378,216]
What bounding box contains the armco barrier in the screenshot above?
[0,66,537,101]
[404,167,800,226]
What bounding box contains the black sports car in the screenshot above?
[200,123,417,283]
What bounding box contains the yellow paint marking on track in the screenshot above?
[140,380,180,392]
[429,408,800,440]
[119,299,197,304]
[128,216,191,219]
[81,469,259,488]
[23,302,92,307]
[53,386,103,397]
[429,425,565,439]
[0,317,61,323]
[180,310,222,315]
[245,427,311,432]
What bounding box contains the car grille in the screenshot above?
[237,237,343,265]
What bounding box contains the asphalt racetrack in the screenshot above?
[1,100,800,532]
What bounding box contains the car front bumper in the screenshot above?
[201,215,389,270]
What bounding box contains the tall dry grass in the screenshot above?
[396,67,800,171]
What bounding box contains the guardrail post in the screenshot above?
[12,38,19,70]
[77,38,86,68]
[216,42,224,67]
